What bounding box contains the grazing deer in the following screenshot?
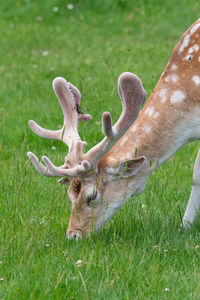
[28,19,200,239]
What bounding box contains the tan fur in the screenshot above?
[100,19,200,167]
[68,19,200,237]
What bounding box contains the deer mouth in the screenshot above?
[67,229,83,240]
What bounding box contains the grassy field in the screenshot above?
[1,0,200,299]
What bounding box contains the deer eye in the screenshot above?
[87,191,97,205]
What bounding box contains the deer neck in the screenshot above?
[101,19,200,182]
[101,77,200,182]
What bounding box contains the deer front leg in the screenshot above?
[182,148,200,228]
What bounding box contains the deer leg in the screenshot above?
[182,148,200,228]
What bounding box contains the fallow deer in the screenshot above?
[27,19,200,239]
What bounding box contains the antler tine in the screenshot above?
[115,72,147,133]
[28,120,62,140]
[42,156,90,177]
[52,78,92,149]
[67,82,82,105]
[68,82,92,122]
[52,77,80,149]
[85,72,146,166]
[27,152,62,177]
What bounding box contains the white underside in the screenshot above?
[160,109,200,227]
[163,109,200,227]
[158,109,200,167]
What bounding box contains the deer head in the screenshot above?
[28,19,200,238]
[28,73,146,239]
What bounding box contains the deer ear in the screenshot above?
[58,177,71,186]
[106,156,146,178]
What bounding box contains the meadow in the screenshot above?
[1,0,200,298]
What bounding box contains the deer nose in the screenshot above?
[67,231,82,241]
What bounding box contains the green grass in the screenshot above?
[1,0,200,299]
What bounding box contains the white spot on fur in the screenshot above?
[120,140,124,147]
[170,90,186,104]
[165,76,170,82]
[144,125,152,133]
[179,34,190,54]
[192,75,200,86]
[148,106,154,116]
[171,64,177,70]
[159,88,167,103]
[191,22,200,34]
[156,106,200,168]
[145,106,154,117]
[153,111,159,119]
[171,74,178,82]
[120,136,128,147]
[131,124,138,133]
[188,47,194,54]
[188,44,199,54]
